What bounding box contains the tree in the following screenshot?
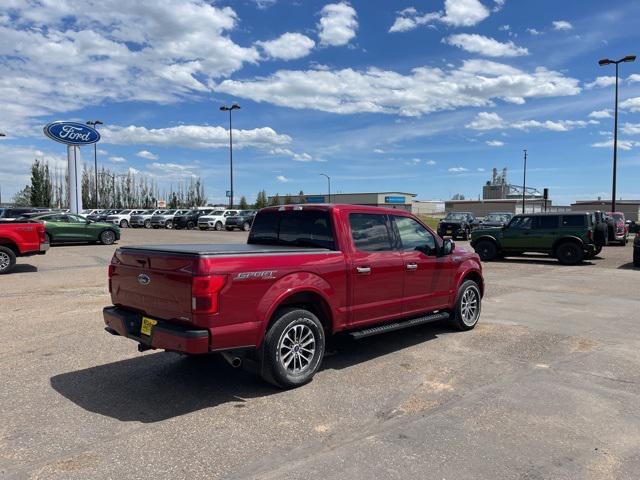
[269,193,280,206]
[239,196,248,209]
[298,190,306,204]
[12,186,32,206]
[254,190,268,209]
[451,193,466,200]
[284,193,292,204]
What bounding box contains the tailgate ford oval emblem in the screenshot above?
[137,274,151,285]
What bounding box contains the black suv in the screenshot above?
[437,212,478,240]
[225,210,257,231]
[173,209,213,230]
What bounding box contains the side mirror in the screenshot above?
[442,238,455,256]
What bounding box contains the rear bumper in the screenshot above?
[103,306,210,354]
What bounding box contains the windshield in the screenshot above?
[211,211,224,215]
[485,214,510,223]
[611,213,624,222]
[249,209,336,250]
[444,213,467,221]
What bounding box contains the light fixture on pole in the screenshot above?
[320,173,331,203]
[522,149,527,214]
[598,55,636,212]
[220,103,241,209]
[86,120,103,208]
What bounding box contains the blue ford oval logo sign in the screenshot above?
[43,121,101,145]
[137,274,151,286]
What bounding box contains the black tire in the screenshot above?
[225,227,233,231]
[0,246,17,274]
[260,308,325,389]
[119,219,129,228]
[594,245,603,256]
[187,221,195,230]
[198,226,208,231]
[144,220,151,229]
[633,249,640,268]
[474,240,498,261]
[463,227,470,240]
[449,280,481,331]
[242,222,251,232]
[556,242,584,265]
[152,225,159,229]
[100,230,117,245]
[165,221,173,229]
[45,232,52,245]
[214,221,223,231]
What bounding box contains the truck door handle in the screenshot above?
[356,266,371,274]
[406,263,418,271]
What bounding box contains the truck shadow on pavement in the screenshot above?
[9,264,39,273]
[49,323,447,423]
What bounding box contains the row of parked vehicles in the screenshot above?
[81,208,257,231]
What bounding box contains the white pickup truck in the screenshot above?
[197,209,239,231]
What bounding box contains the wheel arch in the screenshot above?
[0,239,20,255]
[552,236,583,255]
[473,235,500,250]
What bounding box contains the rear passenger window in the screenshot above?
[561,216,585,227]
[349,213,393,251]
[535,216,559,229]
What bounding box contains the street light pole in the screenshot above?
[522,149,527,214]
[86,120,103,208]
[220,103,240,209]
[0,133,5,205]
[598,55,636,212]
[320,173,331,203]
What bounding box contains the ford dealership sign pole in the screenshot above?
[44,121,101,213]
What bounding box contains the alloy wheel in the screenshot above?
[0,252,10,272]
[460,287,480,326]
[277,322,316,374]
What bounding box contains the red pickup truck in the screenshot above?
[104,205,484,387]
[0,220,49,274]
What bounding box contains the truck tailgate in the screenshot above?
[110,249,196,322]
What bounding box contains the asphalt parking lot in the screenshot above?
[1,229,639,479]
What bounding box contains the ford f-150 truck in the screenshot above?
[104,204,484,388]
[0,220,49,274]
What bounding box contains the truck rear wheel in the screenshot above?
[449,280,481,331]
[260,308,325,389]
[0,246,17,274]
[215,221,223,231]
[556,242,583,265]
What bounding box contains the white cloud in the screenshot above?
[449,167,469,172]
[628,74,640,83]
[498,25,510,31]
[253,0,277,9]
[552,20,573,31]
[486,140,504,146]
[621,97,640,112]
[621,123,640,135]
[101,125,291,149]
[467,112,598,132]
[588,110,612,119]
[389,0,489,33]
[318,2,358,46]
[97,149,109,155]
[276,175,289,183]
[477,167,486,171]
[527,28,542,35]
[493,0,506,12]
[373,148,385,153]
[216,60,580,117]
[148,162,197,178]
[257,33,315,60]
[445,34,528,57]
[269,147,314,162]
[136,150,159,160]
[442,0,490,27]
[0,143,67,197]
[426,160,437,166]
[585,76,616,89]
[591,139,638,150]
[406,158,421,165]
[0,1,260,131]
[108,156,127,163]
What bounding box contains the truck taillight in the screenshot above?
[38,226,46,243]
[108,255,121,293]
[191,275,226,314]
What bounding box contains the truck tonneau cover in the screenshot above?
[118,243,332,256]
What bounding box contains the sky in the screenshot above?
[1,0,640,205]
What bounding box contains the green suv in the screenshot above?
[470,213,598,265]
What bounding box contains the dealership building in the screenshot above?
[267,192,417,211]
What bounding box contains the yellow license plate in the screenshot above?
[446,230,452,234]
[141,317,157,336]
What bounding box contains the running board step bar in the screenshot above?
[346,312,450,340]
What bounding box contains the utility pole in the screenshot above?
[598,55,636,211]
[522,149,527,214]
[0,133,5,205]
[320,173,331,203]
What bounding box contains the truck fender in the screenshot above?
[255,271,339,346]
[450,261,484,304]
[471,235,500,250]
[551,236,584,254]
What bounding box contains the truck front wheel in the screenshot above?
[0,246,17,274]
[261,308,325,389]
[449,280,481,331]
[474,240,498,261]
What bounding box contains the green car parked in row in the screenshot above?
[470,212,600,266]
[29,213,120,245]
